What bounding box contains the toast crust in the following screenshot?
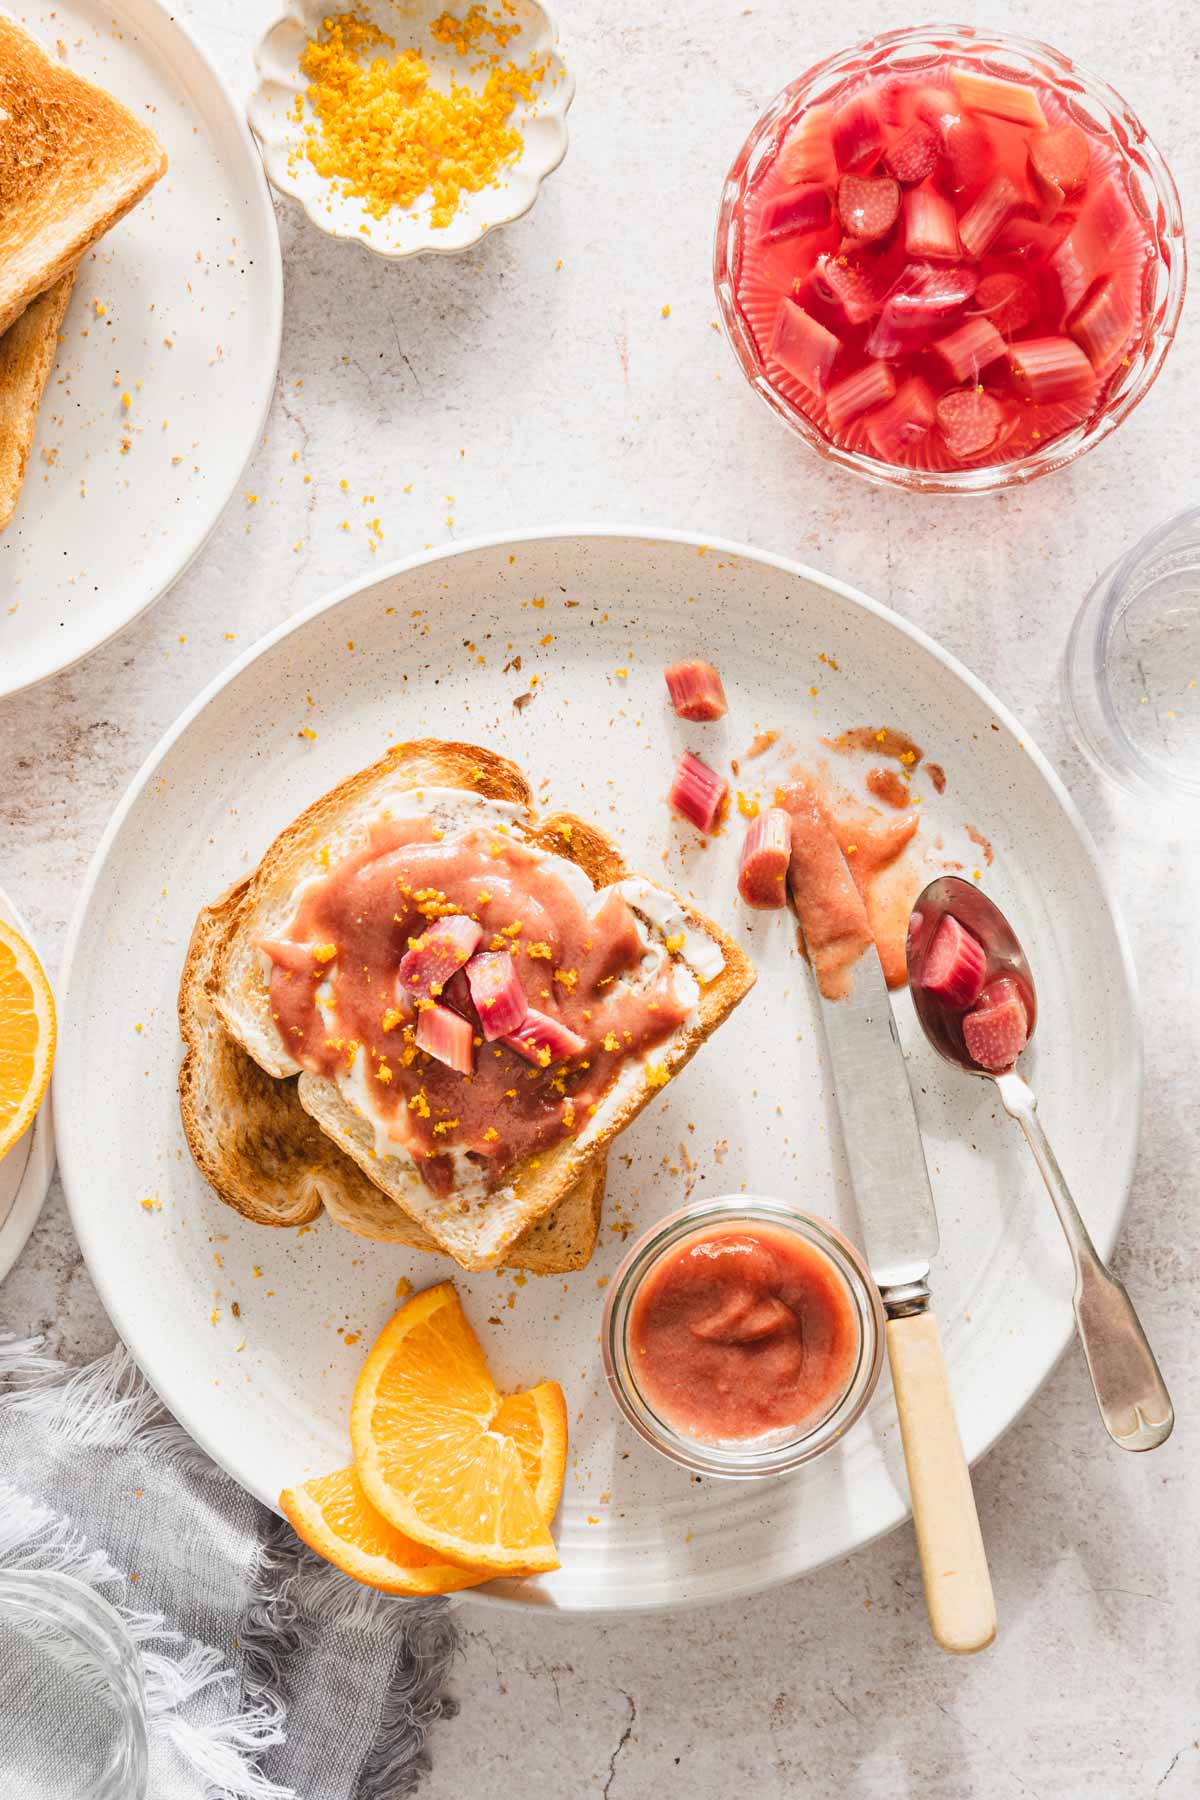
[206,741,756,1270]
[0,17,167,336]
[178,882,606,1272]
[0,269,74,530]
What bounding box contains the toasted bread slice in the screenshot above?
[0,268,74,531]
[179,883,606,1272]
[208,741,755,1270]
[0,18,166,336]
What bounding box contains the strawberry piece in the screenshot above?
[1069,278,1134,376]
[415,1002,476,1075]
[825,359,896,431]
[464,949,527,1041]
[837,173,901,242]
[920,914,987,1008]
[904,185,959,260]
[737,808,792,909]
[952,68,1047,130]
[769,299,842,393]
[973,271,1038,335]
[669,750,728,835]
[936,387,1006,460]
[397,915,483,1003]
[1009,337,1097,404]
[503,1007,587,1067]
[865,260,978,359]
[957,172,1022,259]
[664,658,728,721]
[885,120,941,186]
[932,315,1006,383]
[831,89,884,172]
[963,977,1029,1072]
[865,375,937,465]
[759,182,833,244]
[1028,123,1090,200]
[777,103,835,187]
[815,251,888,325]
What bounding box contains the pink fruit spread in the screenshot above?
[628,1222,859,1443]
[731,59,1158,472]
[259,816,692,1194]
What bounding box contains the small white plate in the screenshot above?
[56,528,1140,1613]
[0,0,283,698]
[0,884,55,1285]
[249,0,573,259]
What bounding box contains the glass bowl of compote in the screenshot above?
[714,23,1186,493]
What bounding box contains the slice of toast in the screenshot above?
[0,18,166,336]
[179,886,607,1273]
[0,268,74,531]
[208,741,756,1270]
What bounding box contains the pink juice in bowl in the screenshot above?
[715,26,1186,492]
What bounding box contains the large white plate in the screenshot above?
[0,884,55,1283]
[55,529,1140,1613]
[0,0,283,698]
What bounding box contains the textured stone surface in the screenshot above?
[1,0,1197,1793]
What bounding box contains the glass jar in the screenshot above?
[602,1195,884,1478]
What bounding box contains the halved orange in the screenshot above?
[350,1281,561,1576]
[279,1465,490,1596]
[0,918,56,1163]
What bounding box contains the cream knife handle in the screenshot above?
[886,1307,996,1656]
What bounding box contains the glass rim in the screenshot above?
[713,20,1188,496]
[601,1195,885,1478]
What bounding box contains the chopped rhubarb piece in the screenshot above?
[415,1002,475,1075]
[769,299,841,394]
[942,112,994,197]
[669,750,728,835]
[777,102,835,186]
[921,914,987,1008]
[825,360,896,431]
[952,68,1047,130]
[865,261,978,359]
[865,375,937,465]
[464,950,528,1041]
[957,172,1022,259]
[1069,278,1134,375]
[815,251,888,325]
[837,173,901,242]
[831,89,884,172]
[664,659,728,721]
[932,315,1006,382]
[1049,176,1131,313]
[885,120,940,186]
[503,1007,587,1067]
[936,388,1006,460]
[913,85,956,129]
[1028,123,1090,199]
[903,186,959,260]
[1034,171,1065,224]
[996,215,1071,260]
[759,183,833,244]
[973,271,1038,335]
[397,914,483,1002]
[1009,337,1096,404]
[963,977,1029,1072]
[737,808,792,909]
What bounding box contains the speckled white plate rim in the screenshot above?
[0,883,56,1286]
[54,524,1142,1615]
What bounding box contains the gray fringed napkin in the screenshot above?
[0,1333,459,1799]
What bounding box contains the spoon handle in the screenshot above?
[995,1072,1174,1452]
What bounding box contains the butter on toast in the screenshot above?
[0,269,74,531]
[179,885,608,1273]
[206,741,756,1271]
[0,17,166,336]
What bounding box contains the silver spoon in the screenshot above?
[906,876,1173,1453]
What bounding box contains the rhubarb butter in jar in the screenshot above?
[603,1197,884,1477]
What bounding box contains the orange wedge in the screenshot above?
[0,918,55,1163]
[279,1465,491,1596]
[350,1280,561,1576]
[493,1381,568,1522]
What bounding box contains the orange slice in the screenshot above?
[493,1381,568,1522]
[350,1280,561,1576]
[0,919,55,1163]
[279,1465,490,1596]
